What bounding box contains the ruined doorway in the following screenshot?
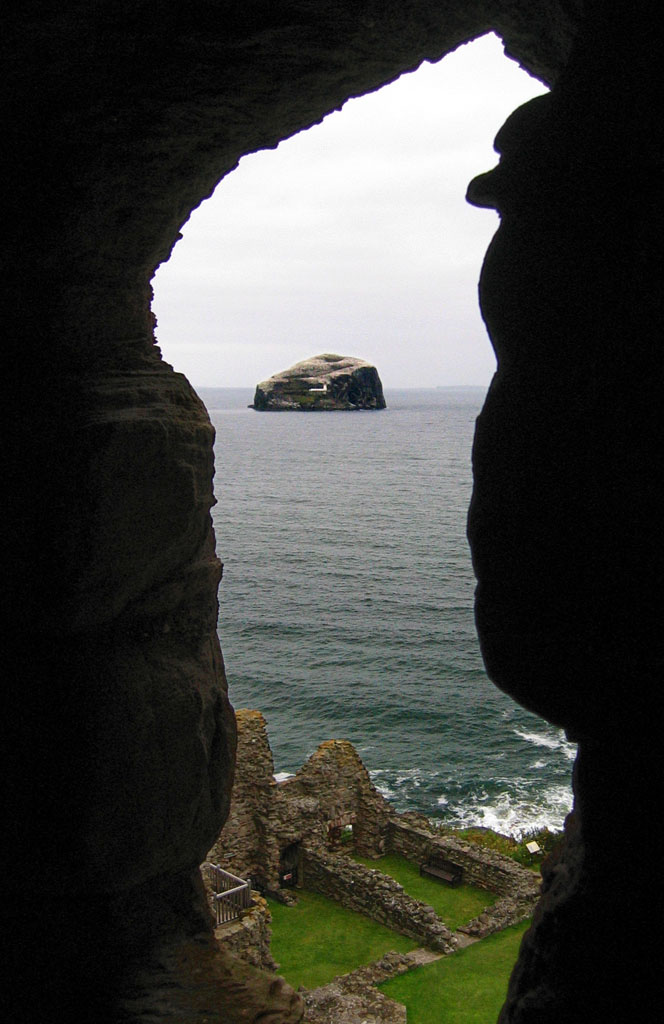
[280,842,301,888]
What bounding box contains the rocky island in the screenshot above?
[251,353,386,411]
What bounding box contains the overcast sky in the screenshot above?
[152,33,547,389]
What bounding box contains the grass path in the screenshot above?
[380,920,529,1024]
[352,852,495,931]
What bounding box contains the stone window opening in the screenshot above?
[148,38,555,1011]
[11,3,660,1022]
[11,4,664,1019]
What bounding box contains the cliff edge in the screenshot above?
[251,354,386,411]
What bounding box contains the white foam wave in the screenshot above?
[370,767,438,786]
[514,729,559,750]
[514,728,577,761]
[273,771,294,782]
[441,783,573,838]
[370,766,441,801]
[368,764,573,838]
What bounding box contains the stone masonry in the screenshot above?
[213,894,276,972]
[207,710,394,892]
[302,848,457,953]
[388,818,540,937]
[208,710,540,944]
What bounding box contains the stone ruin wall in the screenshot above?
[301,847,457,953]
[213,710,538,897]
[388,818,539,900]
[206,709,279,886]
[278,736,394,858]
[304,966,408,1024]
[209,709,394,890]
[213,894,276,973]
[387,819,540,938]
[211,709,540,946]
[302,951,422,1024]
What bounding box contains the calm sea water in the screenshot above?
[199,386,575,838]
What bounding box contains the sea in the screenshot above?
[198,386,576,839]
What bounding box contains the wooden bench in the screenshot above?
[420,857,463,887]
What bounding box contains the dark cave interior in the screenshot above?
[3,2,664,1020]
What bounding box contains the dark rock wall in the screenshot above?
[467,3,664,1019]
[5,0,664,1020]
[207,708,286,890]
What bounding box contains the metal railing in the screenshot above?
[202,862,252,925]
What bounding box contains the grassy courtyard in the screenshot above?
[267,889,418,989]
[267,886,528,1017]
[380,920,529,1024]
[352,852,496,931]
[266,854,526,1015]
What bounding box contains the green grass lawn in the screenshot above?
[352,852,496,931]
[380,920,529,1024]
[267,889,419,989]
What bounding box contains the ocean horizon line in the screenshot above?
[193,383,490,392]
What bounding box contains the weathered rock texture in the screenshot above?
[207,710,280,890]
[388,819,540,937]
[5,1,664,1020]
[118,934,303,1024]
[252,353,386,411]
[302,848,457,953]
[279,737,395,859]
[303,953,415,1024]
[213,894,277,972]
[304,982,406,1024]
[207,710,396,891]
[465,7,664,1018]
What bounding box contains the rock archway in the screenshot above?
[5,1,664,1021]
